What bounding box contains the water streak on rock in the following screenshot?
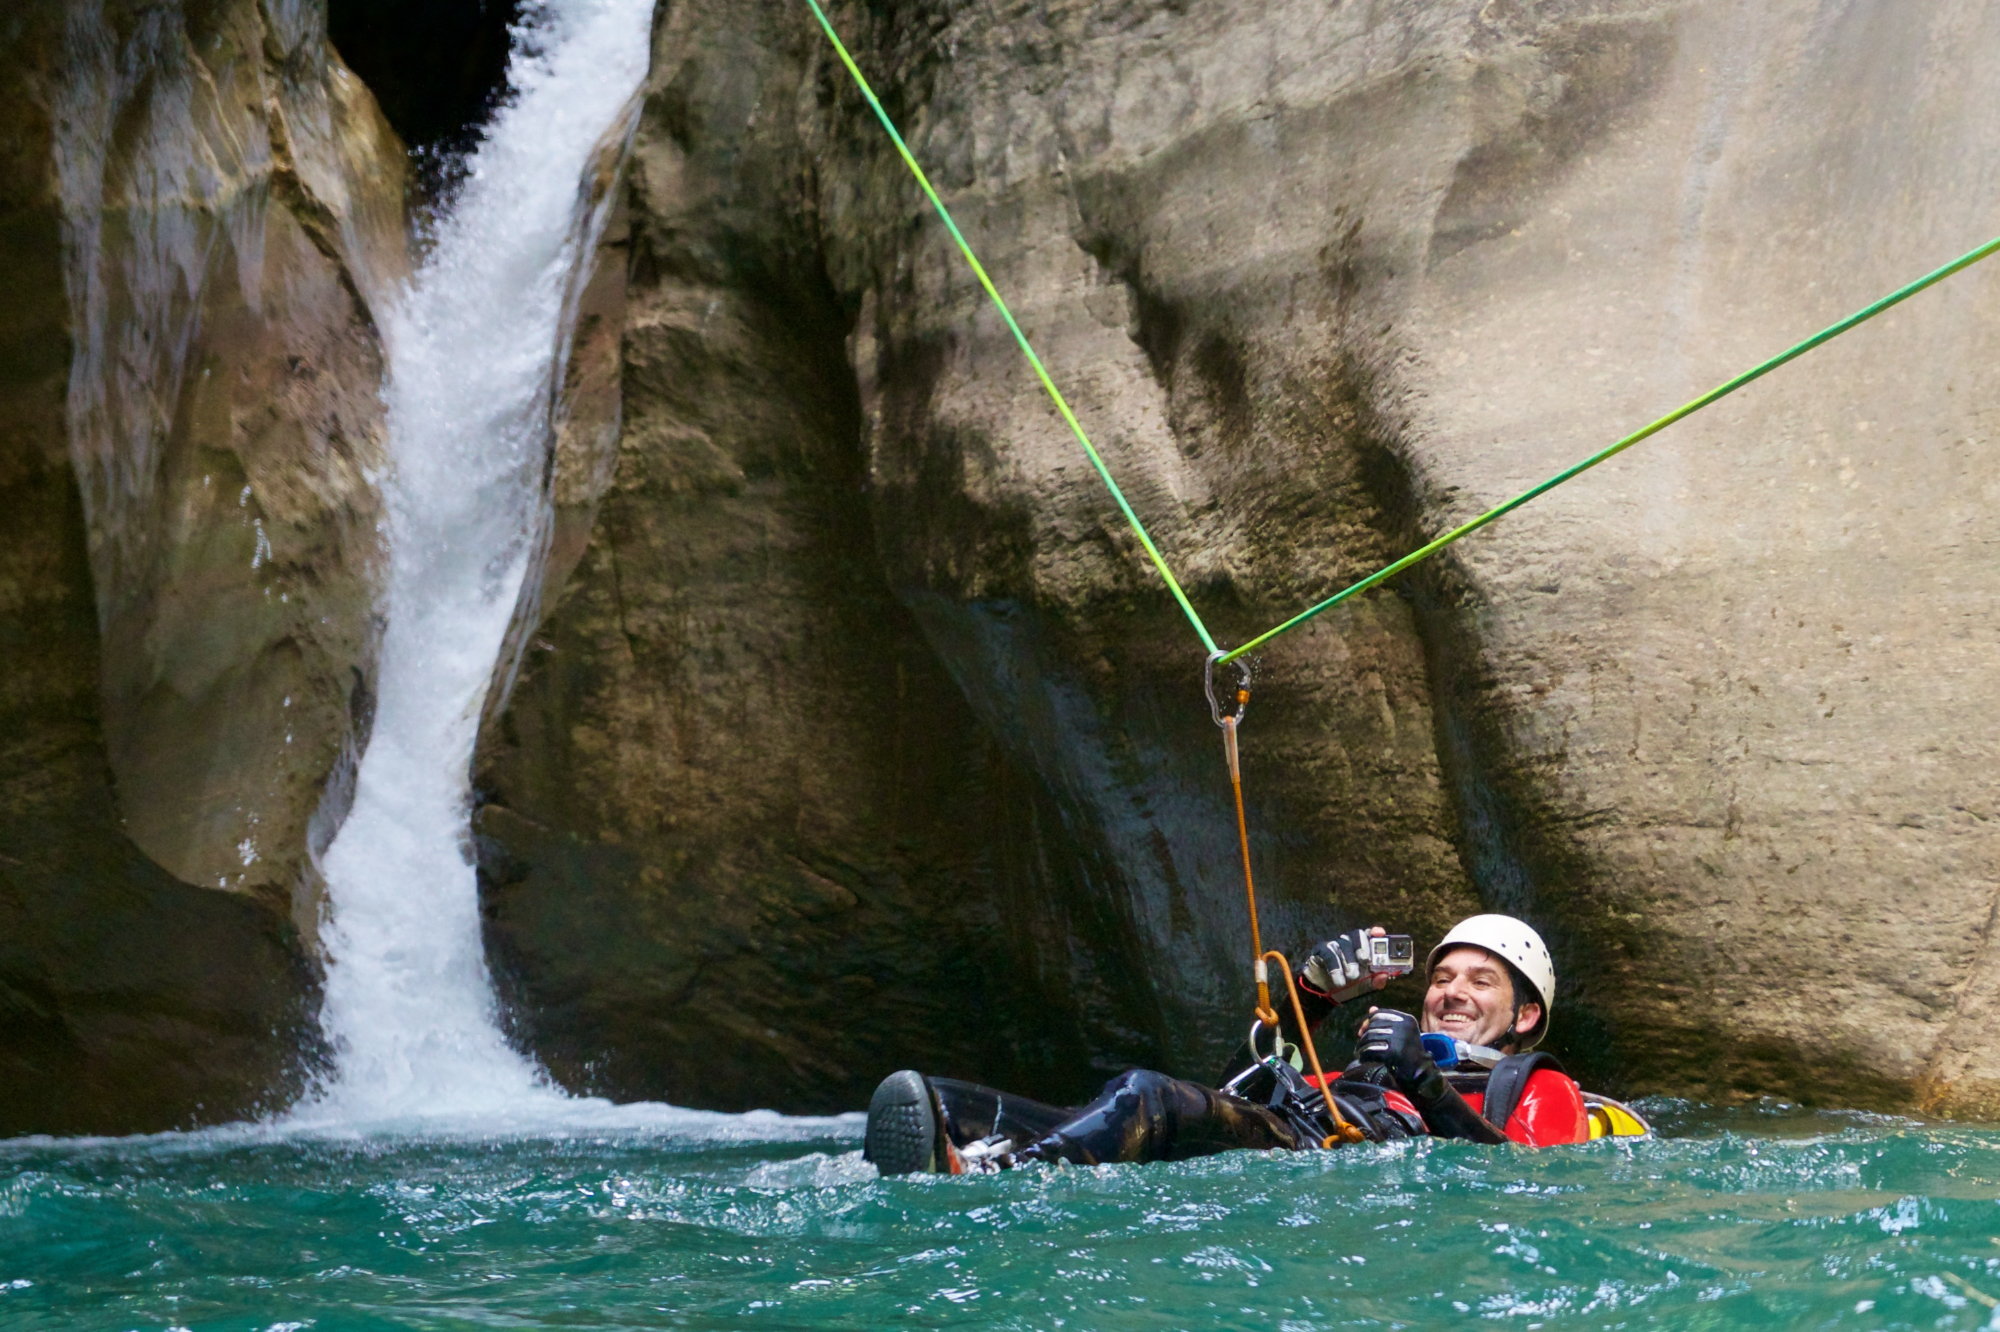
[300,0,649,1121]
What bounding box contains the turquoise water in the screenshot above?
[6,1102,2000,1330]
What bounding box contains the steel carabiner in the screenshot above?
[1204,649,1251,728]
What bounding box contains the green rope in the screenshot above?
[1216,231,2000,663]
[805,0,2000,672]
[803,0,1218,654]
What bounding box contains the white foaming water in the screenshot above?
[294,0,652,1127]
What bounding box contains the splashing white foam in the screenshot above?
[294,0,652,1126]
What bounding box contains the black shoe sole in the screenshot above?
[865,1070,941,1175]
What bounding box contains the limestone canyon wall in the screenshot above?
[484,0,2000,1116]
[472,3,1186,1112]
[8,0,2000,1131]
[0,0,404,1132]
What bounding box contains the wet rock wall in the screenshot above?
[10,0,2000,1129]
[472,3,1178,1111]
[486,0,2000,1116]
[0,0,404,1132]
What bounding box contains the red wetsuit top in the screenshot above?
[1460,1070,1589,1145]
[1309,1069,1589,1146]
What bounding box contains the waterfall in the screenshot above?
[297,0,652,1123]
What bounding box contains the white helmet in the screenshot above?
[1426,914,1556,1049]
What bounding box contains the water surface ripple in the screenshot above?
[6,1104,2000,1330]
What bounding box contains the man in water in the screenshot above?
[864,913,1591,1174]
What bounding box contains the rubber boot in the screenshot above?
[863,1070,964,1175]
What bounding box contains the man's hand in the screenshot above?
[1298,927,1394,1006]
[1353,1008,1431,1088]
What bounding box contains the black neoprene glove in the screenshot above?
[1354,1009,1507,1144]
[1297,930,1378,1005]
[1354,1009,1429,1085]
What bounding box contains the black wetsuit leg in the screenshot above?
[929,1078,1076,1149]
[1013,1070,1307,1166]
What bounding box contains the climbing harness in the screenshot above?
[1239,972,1365,1145]
[1268,949,1367,1144]
[804,0,2000,1140]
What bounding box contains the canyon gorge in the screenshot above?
[5,0,2000,1133]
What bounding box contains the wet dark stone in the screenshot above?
[328,0,523,159]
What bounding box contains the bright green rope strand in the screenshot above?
[806,0,2000,671]
[804,0,1218,654]
[1217,232,2000,663]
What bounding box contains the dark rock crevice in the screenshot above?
[326,0,522,167]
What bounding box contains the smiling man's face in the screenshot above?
[1422,946,1542,1049]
